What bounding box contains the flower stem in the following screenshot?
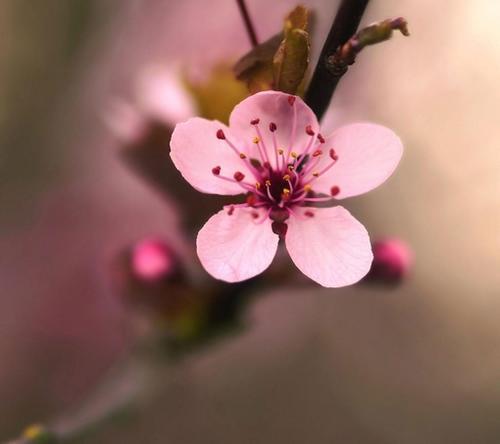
[305,0,370,121]
[236,0,259,47]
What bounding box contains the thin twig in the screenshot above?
[305,0,370,121]
[236,0,259,47]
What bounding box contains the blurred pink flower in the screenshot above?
[105,66,196,144]
[170,91,403,287]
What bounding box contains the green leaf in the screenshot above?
[273,28,309,94]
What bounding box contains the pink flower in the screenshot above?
[170,91,403,287]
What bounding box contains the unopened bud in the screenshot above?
[131,239,177,283]
[367,238,413,284]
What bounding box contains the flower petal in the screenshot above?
[197,207,279,282]
[229,91,319,164]
[170,118,252,195]
[285,206,372,287]
[312,123,403,199]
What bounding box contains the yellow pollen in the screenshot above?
[290,151,298,159]
[277,148,284,155]
[282,188,290,195]
[255,182,261,190]
[265,179,271,187]
[283,174,290,181]
[312,172,319,177]
[253,136,260,144]
[288,165,295,171]
[239,153,247,159]
[304,184,312,192]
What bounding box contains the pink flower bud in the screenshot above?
[131,239,177,282]
[369,238,413,283]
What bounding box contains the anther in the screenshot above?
[305,125,315,136]
[277,148,284,155]
[250,118,260,125]
[304,184,312,193]
[227,205,235,216]
[212,166,221,176]
[234,171,245,182]
[265,179,271,187]
[239,153,247,159]
[317,133,325,144]
[251,211,259,219]
[312,172,319,177]
[312,149,322,157]
[246,193,257,206]
[253,136,260,144]
[255,182,261,190]
[282,188,290,195]
[269,122,277,132]
[216,129,225,140]
[304,210,315,218]
[290,151,298,159]
[329,148,339,161]
[283,174,291,181]
[288,165,295,171]
[330,185,340,196]
[287,96,296,106]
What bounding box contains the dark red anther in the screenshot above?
[329,148,338,161]
[271,221,288,238]
[305,125,315,136]
[251,211,259,219]
[304,210,315,218]
[233,171,245,182]
[212,166,221,175]
[269,122,277,132]
[330,185,340,196]
[216,129,226,140]
[227,205,235,216]
[287,96,296,106]
[250,118,260,125]
[246,193,257,207]
[317,133,325,144]
[312,149,323,157]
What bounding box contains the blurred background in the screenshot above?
[1,0,499,442]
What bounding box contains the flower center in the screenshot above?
[211,96,341,229]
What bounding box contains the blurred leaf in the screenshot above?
[184,63,248,124]
[234,5,310,94]
[234,33,283,93]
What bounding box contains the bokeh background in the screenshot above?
[1,0,499,442]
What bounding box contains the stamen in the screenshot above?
[313,150,322,157]
[212,166,221,176]
[290,151,298,159]
[250,118,260,125]
[254,124,271,166]
[283,174,291,181]
[287,96,296,106]
[317,133,325,144]
[270,123,279,169]
[216,129,226,140]
[305,125,315,136]
[253,136,260,144]
[304,184,312,193]
[277,148,284,155]
[234,171,245,182]
[255,182,261,190]
[227,205,235,215]
[304,210,315,218]
[239,153,247,159]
